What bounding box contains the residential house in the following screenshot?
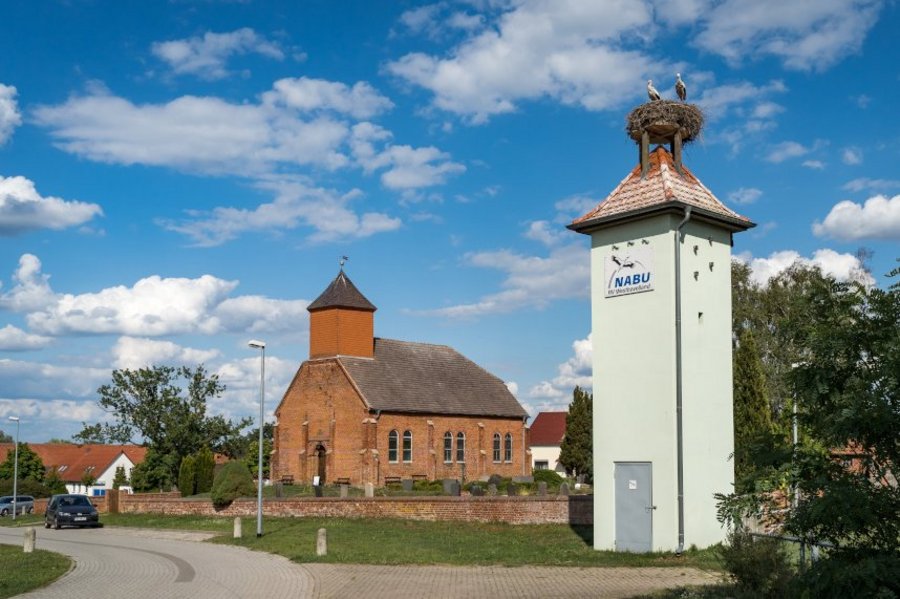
[529,411,568,474]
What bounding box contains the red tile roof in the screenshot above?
[529,412,567,446]
[569,146,754,233]
[0,443,148,482]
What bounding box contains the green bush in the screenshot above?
[178,455,196,497]
[719,530,793,598]
[43,469,69,495]
[194,447,215,494]
[532,469,564,487]
[210,461,255,509]
[794,549,900,599]
[0,477,54,498]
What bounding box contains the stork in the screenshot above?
[647,80,661,102]
[675,73,687,102]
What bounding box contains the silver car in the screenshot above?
[0,494,35,516]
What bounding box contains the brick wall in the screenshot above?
[309,308,374,358]
[119,493,593,526]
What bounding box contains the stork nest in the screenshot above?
[626,100,704,144]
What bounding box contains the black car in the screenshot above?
[44,494,101,529]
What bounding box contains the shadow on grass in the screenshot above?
[570,524,593,547]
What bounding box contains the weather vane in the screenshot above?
[339,255,349,271]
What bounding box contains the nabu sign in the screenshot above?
[605,246,654,297]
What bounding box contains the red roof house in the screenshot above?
[529,412,568,474]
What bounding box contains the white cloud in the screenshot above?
[524,220,566,246]
[802,160,825,170]
[0,83,21,146]
[735,249,875,287]
[419,242,589,318]
[213,356,298,421]
[2,254,311,337]
[0,254,56,312]
[727,187,762,205]
[0,175,103,235]
[0,325,52,351]
[765,141,809,163]
[694,0,883,71]
[387,1,661,123]
[528,333,592,401]
[152,28,284,80]
[697,80,787,121]
[0,359,109,400]
[842,178,900,193]
[812,194,900,241]
[0,398,106,425]
[263,77,393,119]
[841,146,863,165]
[160,177,401,246]
[112,337,221,370]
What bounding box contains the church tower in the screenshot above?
[569,100,754,552]
[307,269,377,359]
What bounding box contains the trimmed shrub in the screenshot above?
[532,469,564,487]
[210,461,255,509]
[178,455,196,497]
[719,530,793,598]
[194,447,215,494]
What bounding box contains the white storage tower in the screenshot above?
[568,109,754,552]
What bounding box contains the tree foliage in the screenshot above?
[558,386,593,482]
[194,447,216,494]
[0,443,46,481]
[210,460,255,509]
[112,466,129,490]
[44,468,68,494]
[721,264,900,597]
[0,429,12,443]
[241,425,274,480]
[75,365,251,487]
[130,447,177,492]
[732,328,772,493]
[178,455,196,497]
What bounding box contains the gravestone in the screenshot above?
[450,481,461,496]
[402,479,414,492]
[274,482,283,498]
[314,485,323,498]
[470,485,483,497]
[559,482,570,496]
[442,479,457,495]
[506,483,517,497]
[513,475,534,484]
[340,484,349,498]
[487,483,497,496]
[537,481,548,496]
[365,482,375,497]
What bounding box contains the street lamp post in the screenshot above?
[8,416,19,521]
[248,340,266,538]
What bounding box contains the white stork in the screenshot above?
[675,73,687,102]
[647,80,661,102]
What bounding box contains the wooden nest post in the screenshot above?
[626,101,704,178]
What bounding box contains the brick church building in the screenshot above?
[271,270,530,487]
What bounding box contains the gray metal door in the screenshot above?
[615,462,653,552]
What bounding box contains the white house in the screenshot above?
[529,412,567,474]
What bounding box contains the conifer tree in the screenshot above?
[732,328,772,493]
[193,447,216,494]
[178,455,196,497]
[558,386,593,482]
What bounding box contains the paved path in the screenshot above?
[1,526,720,598]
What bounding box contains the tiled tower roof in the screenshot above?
[307,270,376,312]
[569,146,754,233]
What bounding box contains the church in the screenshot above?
[271,270,530,487]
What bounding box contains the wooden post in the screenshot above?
[673,130,683,175]
[640,130,650,179]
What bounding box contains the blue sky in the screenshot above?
[1,1,898,443]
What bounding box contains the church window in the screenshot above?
[403,430,412,463]
[388,430,398,463]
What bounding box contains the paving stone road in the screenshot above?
[1,526,721,598]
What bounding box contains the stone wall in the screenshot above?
[118,492,593,526]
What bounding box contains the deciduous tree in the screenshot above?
[0,443,45,481]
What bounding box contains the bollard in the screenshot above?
[233,517,242,539]
[316,528,327,556]
[23,527,35,553]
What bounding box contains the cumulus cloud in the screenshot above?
[112,336,221,370]
[160,177,401,246]
[841,146,863,165]
[387,1,662,123]
[213,355,298,421]
[0,83,21,146]
[0,359,109,400]
[812,194,900,241]
[727,187,762,205]
[0,325,52,351]
[765,141,809,163]
[418,242,589,318]
[524,220,566,246]
[527,333,592,402]
[1,254,311,337]
[693,0,883,71]
[263,77,393,119]
[696,80,787,121]
[0,398,106,425]
[152,28,284,79]
[0,175,103,235]
[735,249,875,287]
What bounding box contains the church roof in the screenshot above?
[338,338,528,419]
[569,146,754,233]
[307,270,376,312]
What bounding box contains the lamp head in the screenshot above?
[248,340,266,349]
[7,416,18,422]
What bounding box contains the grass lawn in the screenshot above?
[0,544,71,599]
[97,513,723,570]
